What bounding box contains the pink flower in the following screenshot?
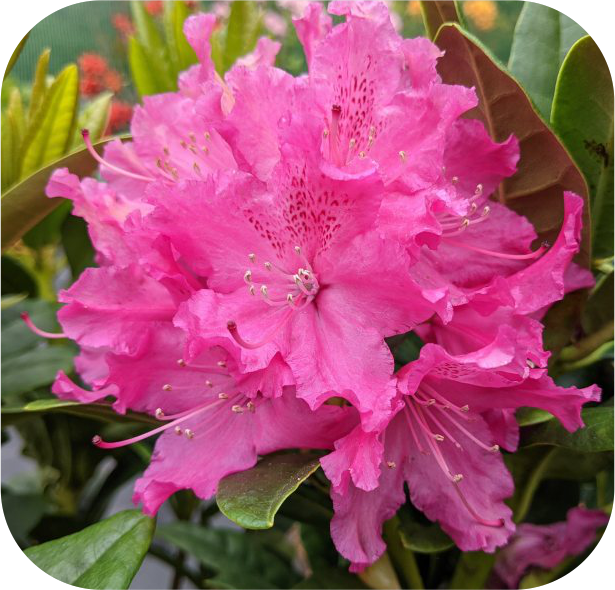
[322,343,600,571]
[494,507,609,588]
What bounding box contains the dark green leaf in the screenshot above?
[1,347,74,398]
[508,4,586,119]
[217,452,321,529]
[551,36,614,260]
[0,256,37,298]
[61,214,95,279]
[1,136,118,251]
[419,1,461,40]
[1,398,159,428]
[1,487,47,544]
[397,507,454,553]
[522,406,614,452]
[583,273,614,335]
[24,510,155,589]
[1,299,59,357]
[158,522,293,589]
[22,200,71,249]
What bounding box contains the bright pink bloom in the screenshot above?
[322,343,600,571]
[494,507,609,588]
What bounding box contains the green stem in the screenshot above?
[596,471,608,509]
[559,320,614,362]
[560,340,614,372]
[383,517,424,589]
[515,447,558,523]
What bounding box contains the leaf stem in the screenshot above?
[515,447,558,523]
[559,320,614,363]
[383,517,424,589]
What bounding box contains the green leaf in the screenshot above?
[163,0,197,75]
[551,36,614,260]
[1,293,28,309]
[128,36,162,98]
[516,407,555,427]
[223,1,261,72]
[432,23,590,353]
[1,398,160,428]
[158,522,294,589]
[522,406,614,452]
[1,136,117,252]
[21,64,80,179]
[217,452,321,529]
[1,486,47,544]
[22,200,71,249]
[583,272,614,335]
[24,510,155,589]
[508,4,585,119]
[3,31,29,80]
[397,507,454,554]
[1,347,74,398]
[1,112,17,192]
[27,48,50,122]
[1,256,37,298]
[419,1,461,40]
[73,92,112,148]
[61,214,96,279]
[1,299,58,356]
[129,1,174,93]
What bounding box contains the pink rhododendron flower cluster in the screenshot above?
[36,0,602,572]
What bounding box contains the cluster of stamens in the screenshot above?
[227,246,319,349]
[326,105,377,166]
[92,356,258,449]
[403,382,504,528]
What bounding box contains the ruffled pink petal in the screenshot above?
[292,2,332,69]
[58,265,176,355]
[235,37,281,69]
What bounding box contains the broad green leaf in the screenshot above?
[508,4,586,119]
[20,64,79,179]
[1,398,159,428]
[1,346,74,398]
[128,36,162,98]
[7,87,25,151]
[516,407,554,427]
[24,510,155,589]
[1,486,47,544]
[3,31,29,80]
[522,406,614,452]
[224,1,261,72]
[1,136,117,252]
[28,48,50,122]
[72,91,112,148]
[551,36,614,260]
[1,111,17,191]
[419,1,462,40]
[397,507,454,554]
[433,23,590,353]
[1,299,58,357]
[217,452,321,529]
[158,522,294,589]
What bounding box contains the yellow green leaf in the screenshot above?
[27,48,51,122]
[20,64,80,179]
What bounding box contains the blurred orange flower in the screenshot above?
[463,1,498,31]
